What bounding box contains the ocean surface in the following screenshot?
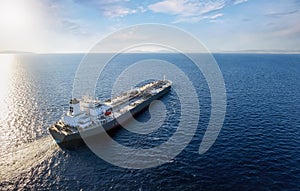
[0,53,299,190]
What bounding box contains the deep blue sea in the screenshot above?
[0,53,299,190]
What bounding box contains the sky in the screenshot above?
[0,0,299,53]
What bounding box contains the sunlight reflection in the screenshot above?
[0,54,15,98]
[0,54,16,129]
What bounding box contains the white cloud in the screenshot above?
[149,0,225,16]
[233,0,248,5]
[148,0,196,15]
[265,10,298,17]
[137,6,147,13]
[102,6,137,18]
[75,0,140,19]
[210,13,224,19]
[148,0,248,23]
[174,13,224,23]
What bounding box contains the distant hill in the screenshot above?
[213,49,300,54]
[0,50,35,54]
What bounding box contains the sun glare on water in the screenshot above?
[0,54,15,118]
[0,54,14,93]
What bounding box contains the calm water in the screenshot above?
[0,53,299,190]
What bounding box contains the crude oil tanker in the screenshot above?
[49,79,172,149]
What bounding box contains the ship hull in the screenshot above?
[49,85,171,149]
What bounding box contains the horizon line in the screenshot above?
[1,50,300,55]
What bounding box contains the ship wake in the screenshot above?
[0,136,59,182]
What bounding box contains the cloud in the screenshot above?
[261,1,300,39]
[210,13,223,19]
[148,0,198,16]
[102,6,137,18]
[148,0,225,16]
[174,13,224,23]
[72,0,140,18]
[265,10,298,17]
[233,0,248,5]
[60,19,89,35]
[148,0,247,23]
[43,1,88,35]
[271,24,300,37]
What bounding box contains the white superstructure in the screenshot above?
[62,96,113,129]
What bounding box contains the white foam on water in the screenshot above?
[0,136,59,181]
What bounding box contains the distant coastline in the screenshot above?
[0,50,299,55]
[0,50,35,54]
[215,49,300,54]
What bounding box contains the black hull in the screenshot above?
[49,86,171,149]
